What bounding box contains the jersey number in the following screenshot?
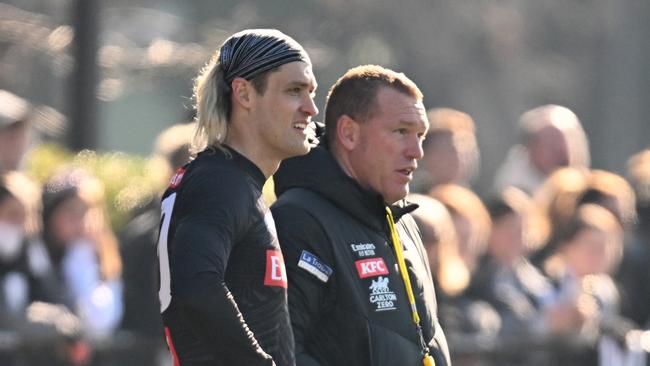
[158,193,176,312]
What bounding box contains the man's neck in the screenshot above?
[330,145,391,206]
[224,133,279,179]
[330,144,358,183]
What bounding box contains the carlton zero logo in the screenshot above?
[355,257,389,279]
[369,276,397,311]
[264,250,287,288]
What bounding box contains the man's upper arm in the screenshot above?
[168,170,273,364]
[272,203,332,359]
[172,170,249,286]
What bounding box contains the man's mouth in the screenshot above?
[397,167,415,176]
[293,122,308,130]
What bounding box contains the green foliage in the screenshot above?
[26,143,165,231]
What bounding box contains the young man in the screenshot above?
[156,29,318,366]
[272,65,451,366]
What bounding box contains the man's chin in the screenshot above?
[282,142,311,160]
[384,189,409,205]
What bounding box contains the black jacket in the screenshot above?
[271,146,451,366]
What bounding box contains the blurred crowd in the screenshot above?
[0,89,194,366]
[410,105,650,365]
[1,88,650,366]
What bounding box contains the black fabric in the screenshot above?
[0,238,65,328]
[158,146,293,366]
[220,29,309,83]
[272,146,451,366]
[615,232,650,327]
[119,199,164,337]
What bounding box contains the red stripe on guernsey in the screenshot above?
[355,258,389,278]
[169,168,186,189]
[164,327,180,366]
[264,249,288,288]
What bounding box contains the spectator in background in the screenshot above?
[411,108,479,193]
[531,167,590,267]
[471,188,557,336]
[119,122,194,332]
[0,182,25,365]
[117,121,194,365]
[617,150,650,328]
[408,193,470,302]
[467,187,608,365]
[0,90,32,175]
[494,105,590,195]
[0,183,37,326]
[41,168,123,339]
[0,90,41,236]
[541,204,630,365]
[430,184,491,274]
[0,176,60,324]
[428,184,501,344]
[533,168,637,275]
[152,122,195,186]
[578,169,637,230]
[1,175,79,366]
[628,150,650,240]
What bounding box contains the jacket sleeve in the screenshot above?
[171,171,274,365]
[272,203,334,366]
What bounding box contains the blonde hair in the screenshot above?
[628,149,650,204]
[493,187,551,254]
[191,52,230,154]
[584,169,636,228]
[545,203,623,277]
[534,166,590,237]
[408,193,469,296]
[76,173,122,281]
[430,184,492,260]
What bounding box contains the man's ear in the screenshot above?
[336,114,360,151]
[231,77,253,108]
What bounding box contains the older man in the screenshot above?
[272,65,450,366]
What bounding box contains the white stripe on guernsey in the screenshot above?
[158,192,177,312]
[298,260,330,283]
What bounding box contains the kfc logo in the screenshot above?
[264,250,287,288]
[355,258,389,279]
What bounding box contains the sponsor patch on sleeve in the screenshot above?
[298,250,333,283]
[169,167,186,189]
[264,249,287,288]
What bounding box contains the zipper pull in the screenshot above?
[423,354,435,366]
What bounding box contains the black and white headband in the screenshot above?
[219,29,310,84]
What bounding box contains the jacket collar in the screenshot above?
[274,146,418,231]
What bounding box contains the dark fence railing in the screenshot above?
[0,328,648,366]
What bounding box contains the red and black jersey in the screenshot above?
[157,146,293,366]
